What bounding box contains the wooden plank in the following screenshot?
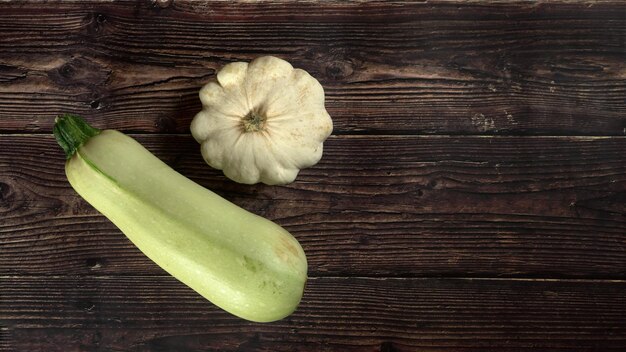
[1,276,625,351]
[0,327,11,352]
[0,1,624,135]
[1,134,624,278]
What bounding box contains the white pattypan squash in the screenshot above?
[191,56,333,185]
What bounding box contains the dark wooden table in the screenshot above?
[1,1,625,351]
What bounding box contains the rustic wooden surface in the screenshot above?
[1,1,625,351]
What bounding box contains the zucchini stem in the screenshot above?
[53,114,101,159]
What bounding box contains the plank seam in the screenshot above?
[1,275,625,283]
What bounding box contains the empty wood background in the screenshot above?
[1,1,625,351]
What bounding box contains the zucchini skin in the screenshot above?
[65,129,307,323]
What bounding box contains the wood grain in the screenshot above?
[2,1,626,350]
[0,327,10,352]
[1,134,624,278]
[0,1,624,135]
[1,276,625,351]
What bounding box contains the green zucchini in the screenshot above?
[53,114,307,322]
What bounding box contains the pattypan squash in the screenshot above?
[190,56,333,185]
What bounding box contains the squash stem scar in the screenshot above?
[242,109,266,133]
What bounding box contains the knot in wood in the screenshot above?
[326,60,354,80]
[153,0,173,8]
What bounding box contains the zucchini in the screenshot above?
[53,114,307,322]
